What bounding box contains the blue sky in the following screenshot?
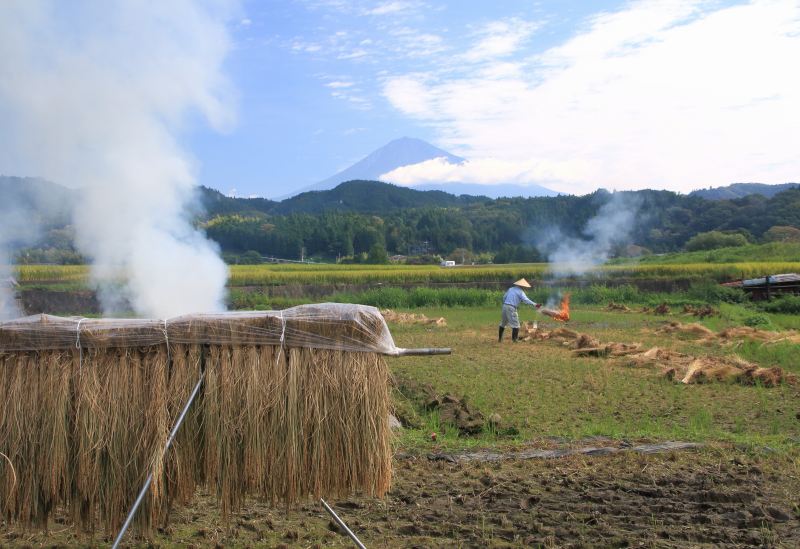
[187,0,800,198]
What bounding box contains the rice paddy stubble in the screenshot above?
[389,306,800,450]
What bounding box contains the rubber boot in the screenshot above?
[512,328,519,342]
[498,326,505,342]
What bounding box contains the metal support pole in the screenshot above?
[391,347,451,356]
[112,370,206,549]
[320,498,367,549]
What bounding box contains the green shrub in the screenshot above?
[743,314,772,327]
[685,231,748,251]
[757,295,800,314]
[686,281,746,304]
[574,284,644,305]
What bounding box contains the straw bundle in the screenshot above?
[0,304,394,534]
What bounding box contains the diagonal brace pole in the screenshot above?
[320,498,367,549]
[112,370,206,549]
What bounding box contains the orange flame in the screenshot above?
[550,293,571,322]
[539,293,571,322]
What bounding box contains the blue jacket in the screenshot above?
[503,286,537,308]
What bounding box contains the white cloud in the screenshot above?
[383,75,434,117]
[338,48,369,59]
[329,85,373,109]
[365,1,418,16]
[326,80,354,88]
[382,1,800,194]
[392,29,446,58]
[291,39,322,53]
[462,18,540,63]
[380,157,589,186]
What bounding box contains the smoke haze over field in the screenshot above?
[0,0,238,318]
[536,193,641,277]
[0,179,64,320]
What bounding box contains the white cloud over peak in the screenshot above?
[382,1,800,194]
[380,156,588,186]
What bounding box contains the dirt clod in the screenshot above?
[682,304,718,318]
[428,394,485,435]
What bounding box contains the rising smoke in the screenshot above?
[0,274,17,321]
[0,1,238,318]
[0,208,31,320]
[0,177,71,320]
[536,192,641,277]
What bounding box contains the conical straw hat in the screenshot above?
[513,278,531,288]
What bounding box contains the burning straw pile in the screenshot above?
[539,294,570,322]
[0,304,397,534]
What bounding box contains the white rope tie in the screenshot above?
[162,318,171,362]
[275,310,286,366]
[75,318,86,373]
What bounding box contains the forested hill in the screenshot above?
[4,176,800,263]
[690,182,799,200]
[197,186,277,216]
[0,176,74,226]
[203,187,800,262]
[273,180,488,214]
[200,180,487,216]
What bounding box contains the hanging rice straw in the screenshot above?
[0,303,428,535]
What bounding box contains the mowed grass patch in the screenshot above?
[389,306,800,451]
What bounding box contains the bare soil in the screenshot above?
[4,446,799,548]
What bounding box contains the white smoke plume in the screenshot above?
[0,1,238,318]
[536,193,641,277]
[0,219,24,320]
[0,210,22,320]
[0,178,58,320]
[0,270,18,321]
[0,216,38,320]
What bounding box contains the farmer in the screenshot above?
[499,278,541,342]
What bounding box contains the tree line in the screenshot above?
[201,187,800,263]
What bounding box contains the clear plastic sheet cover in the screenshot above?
[0,303,400,355]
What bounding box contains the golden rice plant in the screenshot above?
[16,260,800,289]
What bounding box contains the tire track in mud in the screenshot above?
[418,440,702,463]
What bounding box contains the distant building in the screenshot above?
[440,260,456,267]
